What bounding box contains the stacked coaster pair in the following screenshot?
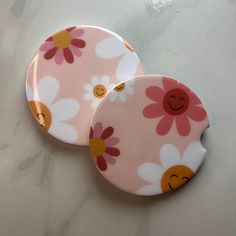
[26,25,209,196]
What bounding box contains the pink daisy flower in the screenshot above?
[40,27,86,65]
[89,122,120,171]
[143,77,207,136]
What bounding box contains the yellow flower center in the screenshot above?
[29,101,52,131]
[89,138,106,156]
[123,40,134,52]
[161,165,193,193]
[53,30,72,48]
[114,82,126,92]
[93,84,107,98]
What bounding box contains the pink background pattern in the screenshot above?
[26,25,143,145]
[90,75,209,195]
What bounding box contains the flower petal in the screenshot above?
[118,92,127,102]
[105,137,119,146]
[96,156,107,171]
[51,99,80,121]
[83,92,94,100]
[125,87,134,95]
[182,141,207,172]
[143,103,164,119]
[54,49,64,65]
[160,144,181,169]
[178,82,191,93]
[116,53,139,81]
[189,92,201,105]
[93,122,103,137]
[63,48,74,63]
[49,122,78,143]
[126,78,135,86]
[135,184,162,196]
[84,83,93,92]
[105,147,120,156]
[91,99,100,108]
[162,77,178,91]
[100,75,110,84]
[70,28,84,38]
[145,86,165,102]
[89,127,94,139]
[156,115,174,136]
[137,162,163,184]
[109,91,118,102]
[40,41,54,52]
[44,47,58,60]
[38,76,59,106]
[103,153,116,165]
[95,36,126,58]
[175,115,191,136]
[45,36,53,42]
[71,39,86,48]
[66,27,76,32]
[69,45,82,57]
[92,76,99,85]
[188,106,207,121]
[101,127,114,139]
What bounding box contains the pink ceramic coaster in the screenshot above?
[89,75,209,195]
[26,25,143,145]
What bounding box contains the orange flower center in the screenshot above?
[161,165,193,193]
[114,82,126,92]
[53,30,72,48]
[28,101,52,131]
[90,138,106,156]
[93,84,107,98]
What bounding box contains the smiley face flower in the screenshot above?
[136,142,206,196]
[83,76,115,108]
[26,75,80,143]
[143,77,207,136]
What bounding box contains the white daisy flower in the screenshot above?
[83,75,115,108]
[136,142,207,196]
[26,75,80,143]
[109,78,135,103]
[95,36,140,82]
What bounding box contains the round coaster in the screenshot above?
[89,75,209,195]
[26,25,143,145]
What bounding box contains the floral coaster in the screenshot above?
[26,25,143,145]
[89,75,209,195]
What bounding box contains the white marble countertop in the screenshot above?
[0,0,236,235]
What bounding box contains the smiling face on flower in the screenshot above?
[109,79,135,103]
[136,142,206,196]
[28,101,52,131]
[161,165,193,192]
[163,88,189,115]
[26,75,80,144]
[143,77,207,136]
[93,84,107,98]
[83,76,115,108]
[114,83,126,92]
